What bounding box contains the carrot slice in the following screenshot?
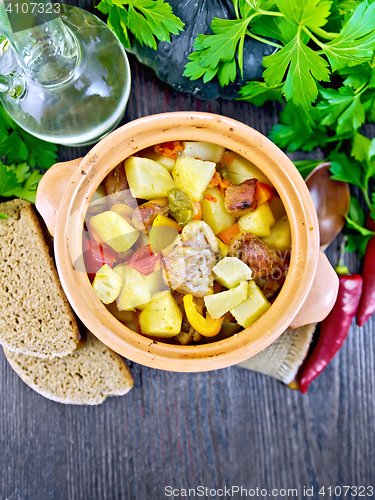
[217,223,240,246]
[192,202,202,220]
[255,182,274,206]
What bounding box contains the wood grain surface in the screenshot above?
[1,1,374,498]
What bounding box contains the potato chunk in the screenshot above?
[223,152,272,187]
[125,156,176,199]
[230,281,271,328]
[183,141,225,163]
[238,202,275,238]
[117,266,151,311]
[92,264,123,304]
[204,281,248,319]
[89,211,140,253]
[172,156,216,202]
[140,150,175,171]
[139,291,182,337]
[213,257,252,289]
[201,187,235,234]
[261,216,291,252]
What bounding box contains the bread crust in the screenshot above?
[0,199,80,357]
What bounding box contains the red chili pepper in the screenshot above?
[356,235,375,327]
[128,244,160,276]
[83,238,117,280]
[298,238,363,393]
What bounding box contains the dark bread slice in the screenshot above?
[3,332,133,404]
[0,199,79,357]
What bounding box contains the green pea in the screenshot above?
[167,188,194,227]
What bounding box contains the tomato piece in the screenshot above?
[128,244,160,276]
[83,238,117,280]
[255,182,274,206]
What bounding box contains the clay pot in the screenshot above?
[36,112,339,372]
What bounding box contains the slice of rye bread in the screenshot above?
[0,199,80,358]
[3,332,134,404]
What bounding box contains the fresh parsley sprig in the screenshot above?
[0,104,58,218]
[97,0,184,50]
[185,0,375,110]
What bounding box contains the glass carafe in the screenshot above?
[0,1,131,146]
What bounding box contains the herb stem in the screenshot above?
[355,83,370,95]
[309,26,339,40]
[245,30,283,49]
[302,26,325,48]
[258,10,284,17]
[363,188,373,212]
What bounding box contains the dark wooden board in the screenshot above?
[1,1,374,498]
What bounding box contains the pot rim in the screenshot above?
[54,112,319,372]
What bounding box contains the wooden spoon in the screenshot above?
[305,162,350,250]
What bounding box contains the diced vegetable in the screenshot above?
[201,187,235,234]
[141,150,175,171]
[192,202,201,220]
[117,266,151,311]
[92,264,123,304]
[223,151,273,187]
[183,294,223,337]
[125,156,176,199]
[167,187,194,227]
[152,214,180,231]
[261,216,291,252]
[230,281,271,328]
[216,237,229,258]
[89,211,140,253]
[255,182,274,206]
[217,222,240,246]
[238,202,276,238]
[183,141,225,163]
[172,156,216,202]
[154,141,183,159]
[139,291,182,337]
[105,302,136,323]
[213,257,252,288]
[110,203,135,219]
[83,238,117,281]
[143,269,168,296]
[113,263,126,281]
[269,196,286,220]
[204,281,248,319]
[149,218,179,255]
[128,244,160,276]
[220,322,241,337]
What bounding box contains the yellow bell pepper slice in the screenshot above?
[152,214,181,232]
[183,294,223,337]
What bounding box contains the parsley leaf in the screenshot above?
[351,132,372,162]
[269,102,330,151]
[97,0,184,51]
[184,18,251,85]
[321,1,375,71]
[329,152,366,190]
[0,105,58,170]
[263,35,330,108]
[0,161,42,203]
[345,213,375,236]
[276,0,332,31]
[346,233,373,257]
[317,87,365,134]
[237,81,283,105]
[348,196,365,226]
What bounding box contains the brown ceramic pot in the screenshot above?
[36,112,339,372]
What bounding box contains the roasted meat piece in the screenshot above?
[132,197,169,233]
[103,163,136,207]
[229,231,284,280]
[224,178,258,217]
[162,220,219,297]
